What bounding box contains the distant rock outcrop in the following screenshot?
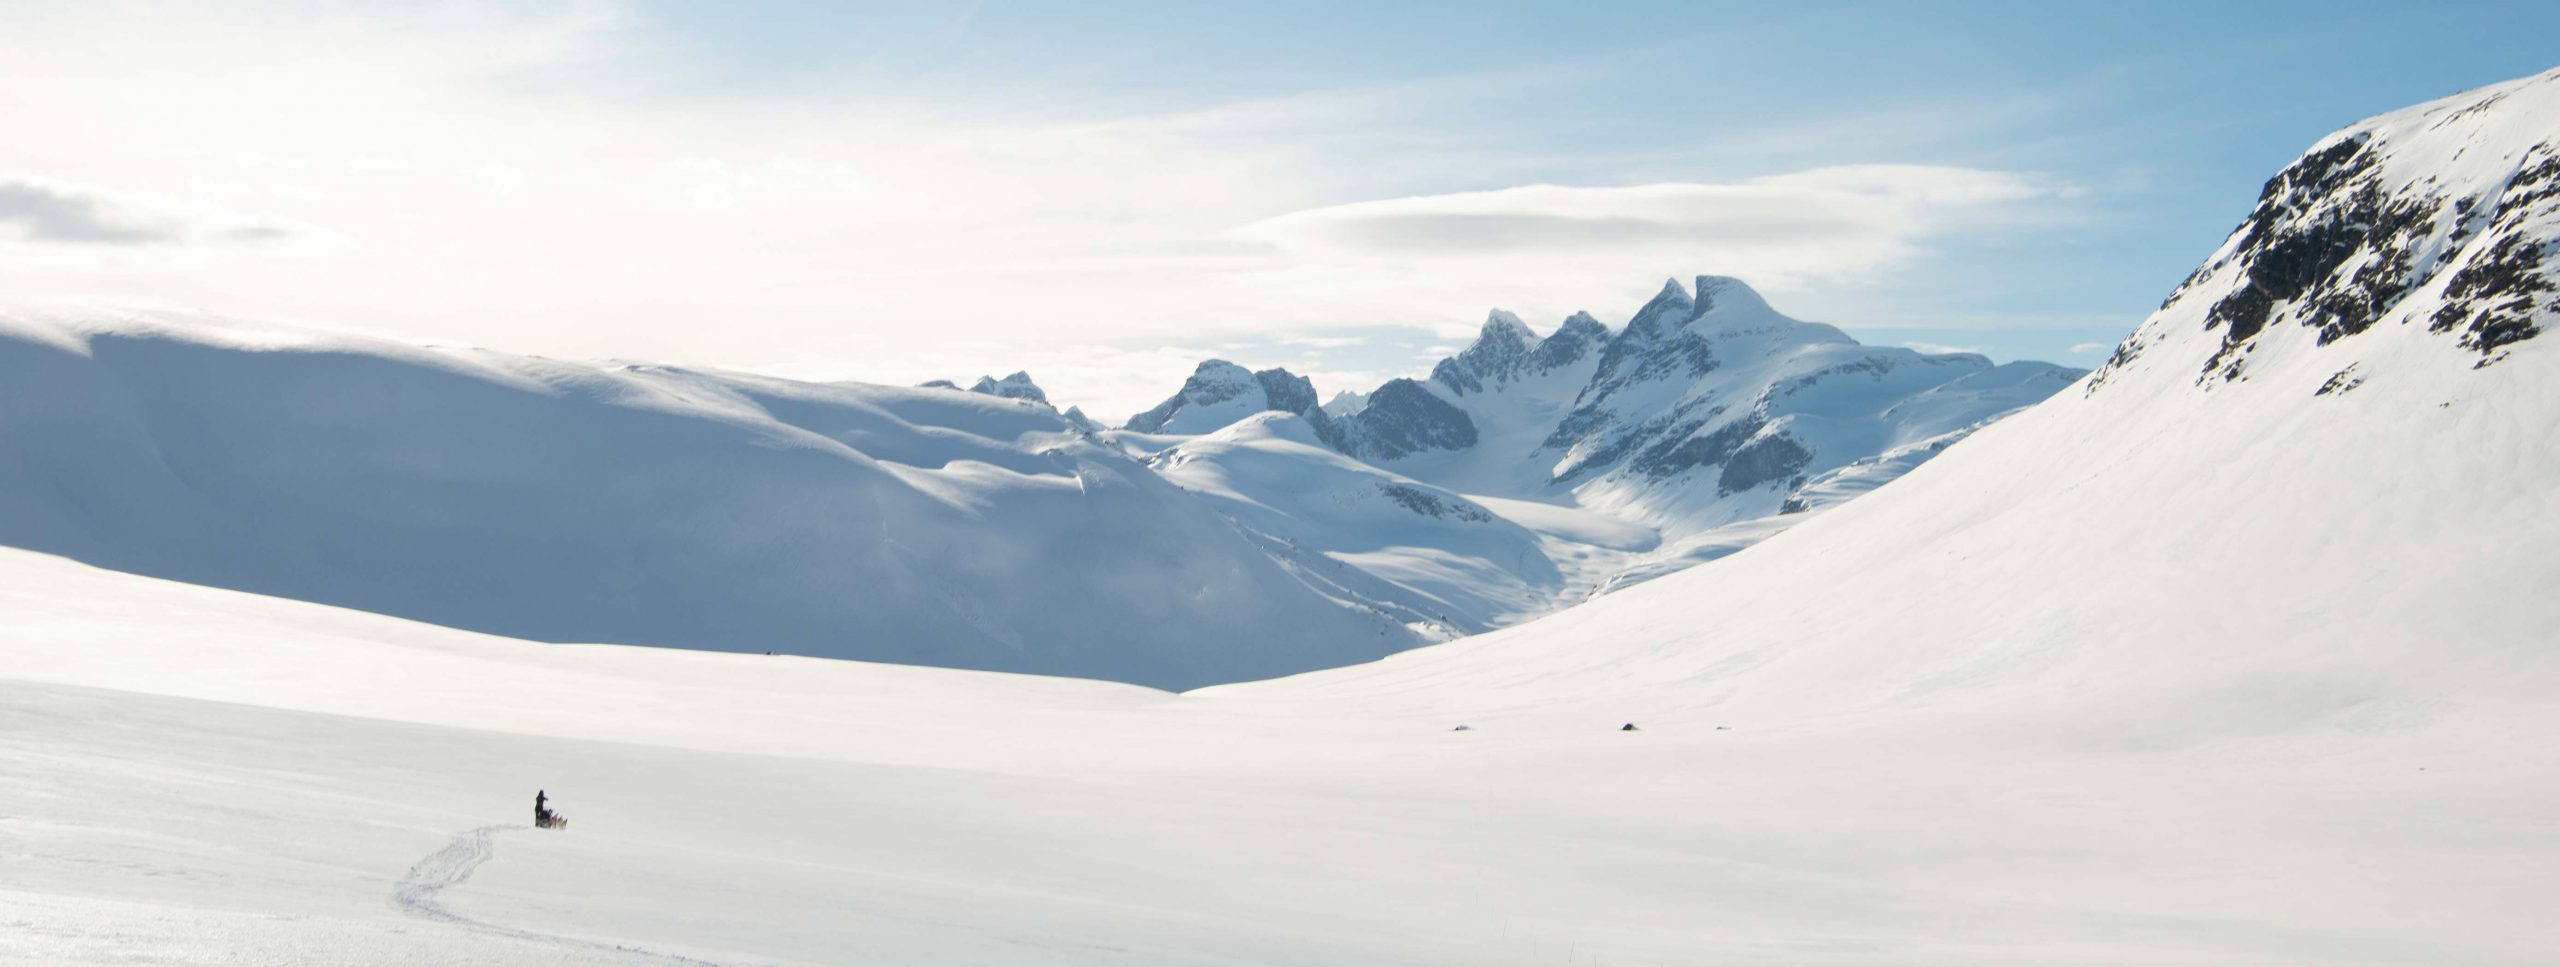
[1125,360,1343,445]
[968,371,1049,404]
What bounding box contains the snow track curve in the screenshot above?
[391,824,728,966]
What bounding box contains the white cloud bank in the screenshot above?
[0,2,2081,418]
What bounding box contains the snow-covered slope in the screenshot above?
[1247,67,2560,741]
[0,315,1419,689]
[3,525,2541,965]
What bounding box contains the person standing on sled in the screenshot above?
[535,789,550,825]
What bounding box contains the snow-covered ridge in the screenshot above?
[1093,274,2080,624]
[0,314,1425,689]
[1262,274,2083,537]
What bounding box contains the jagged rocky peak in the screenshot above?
[1539,311,1609,357]
[1335,377,1477,460]
[1060,406,1102,433]
[1433,308,1613,396]
[2097,65,2559,390]
[1623,277,1698,339]
[1320,389,1369,418]
[1476,310,1538,354]
[1180,359,1261,402]
[1124,359,1341,437]
[1254,366,1320,415]
[1431,310,1536,394]
[968,371,1049,404]
[1125,359,1256,431]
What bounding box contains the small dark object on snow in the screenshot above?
[534,789,569,830]
[1620,723,1639,732]
[1715,726,1730,731]
[1452,724,1472,731]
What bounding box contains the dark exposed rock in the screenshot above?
[1125,360,1261,431]
[1431,311,1538,395]
[2200,137,2402,379]
[2172,126,2553,385]
[1717,433,1813,495]
[1375,483,1494,522]
[968,371,1049,404]
[2315,365,2366,396]
[2429,149,2559,362]
[1337,378,1476,459]
[1532,312,1610,370]
[1255,367,1320,415]
[1624,408,1748,482]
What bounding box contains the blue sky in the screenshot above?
[2,1,2552,416]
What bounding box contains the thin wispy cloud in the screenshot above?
[1242,166,2073,295]
[0,176,309,248]
[0,179,179,244]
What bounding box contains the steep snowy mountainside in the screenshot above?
[2099,66,2560,392]
[0,314,1420,689]
[1240,68,2560,744]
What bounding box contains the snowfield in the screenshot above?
[5,63,2560,967]
[5,539,2554,966]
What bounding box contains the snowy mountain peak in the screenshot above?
[1125,359,1340,439]
[2094,65,2560,394]
[1477,310,1536,350]
[1332,377,1477,459]
[1253,366,1320,414]
[1320,389,1369,418]
[1181,359,1260,400]
[1534,312,1611,369]
[1125,359,1259,431]
[1691,275,1773,318]
[1626,277,1697,336]
[1432,310,1551,395]
[1521,271,2081,527]
[968,371,1049,404]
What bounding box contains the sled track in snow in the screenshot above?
[391,824,728,965]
